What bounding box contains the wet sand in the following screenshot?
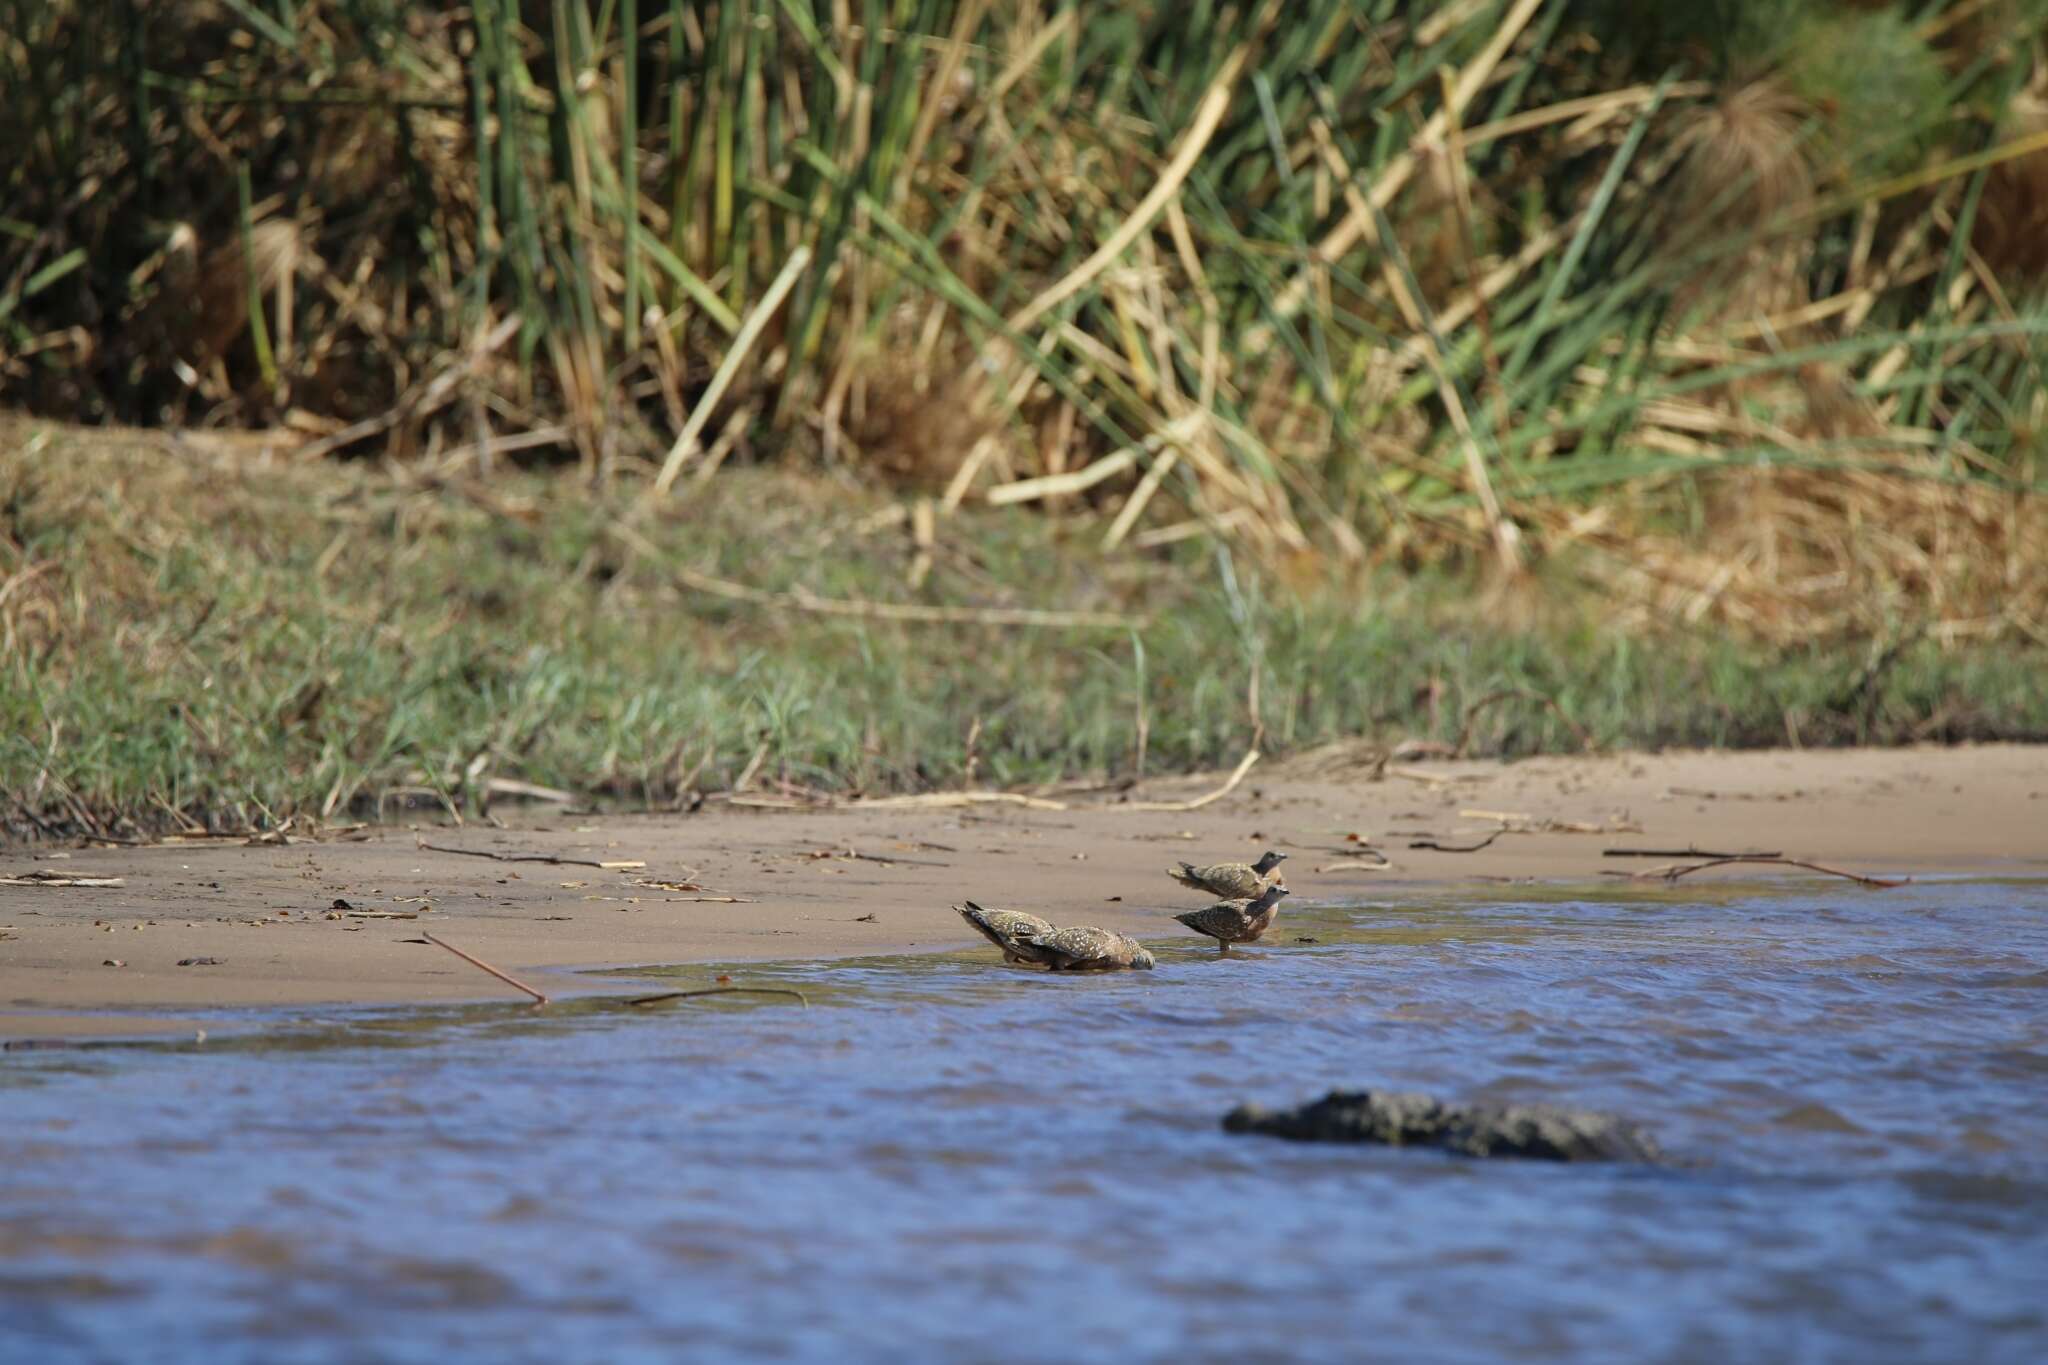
[4,744,2043,1039]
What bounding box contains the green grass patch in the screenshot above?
[3,420,2045,838]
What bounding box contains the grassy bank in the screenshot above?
[4,3,2047,646]
[3,420,2043,839]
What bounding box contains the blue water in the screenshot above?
[5,883,2047,1363]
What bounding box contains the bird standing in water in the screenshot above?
[955,902,1059,966]
[1167,849,1287,900]
[1175,884,1290,953]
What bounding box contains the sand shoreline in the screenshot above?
[4,744,2044,1040]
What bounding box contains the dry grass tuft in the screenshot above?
[1974,76,2048,281]
[1661,79,1818,321]
[1582,467,2048,644]
[2,2,2045,650]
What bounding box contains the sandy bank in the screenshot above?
[3,744,2043,1040]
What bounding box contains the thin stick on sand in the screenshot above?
[1603,847,1784,860]
[850,791,1071,812]
[1314,855,1392,873]
[0,872,125,887]
[418,841,646,871]
[1605,856,1907,888]
[628,986,809,1008]
[827,751,1261,815]
[419,932,551,1006]
[1408,828,1507,853]
[1112,749,1260,813]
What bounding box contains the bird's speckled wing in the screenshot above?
[1175,903,1256,942]
[1037,925,1116,960]
[958,904,1058,963]
[1189,863,1265,899]
[1033,925,1149,970]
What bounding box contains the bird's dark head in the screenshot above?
[1256,884,1291,909]
[1254,850,1288,874]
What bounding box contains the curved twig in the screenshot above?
[1615,856,1907,888]
[418,840,644,871]
[628,986,809,1008]
[1603,846,1782,860]
[1113,749,1261,812]
[1408,829,1506,854]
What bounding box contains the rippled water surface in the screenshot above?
[6,882,2048,1363]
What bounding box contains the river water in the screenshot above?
[5,882,2046,1363]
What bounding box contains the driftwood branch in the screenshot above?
[419,931,550,1005]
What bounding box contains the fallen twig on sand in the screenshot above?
[1605,856,1907,888]
[1113,749,1260,812]
[722,752,1262,818]
[802,846,951,868]
[1386,765,1490,786]
[418,841,645,871]
[627,986,808,1008]
[1603,846,1783,860]
[1666,786,1769,802]
[1408,829,1506,854]
[717,794,826,810]
[1457,809,1641,834]
[848,790,1070,812]
[79,823,372,849]
[418,931,551,1005]
[1314,855,1393,873]
[0,871,124,887]
[626,877,751,903]
[483,777,576,804]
